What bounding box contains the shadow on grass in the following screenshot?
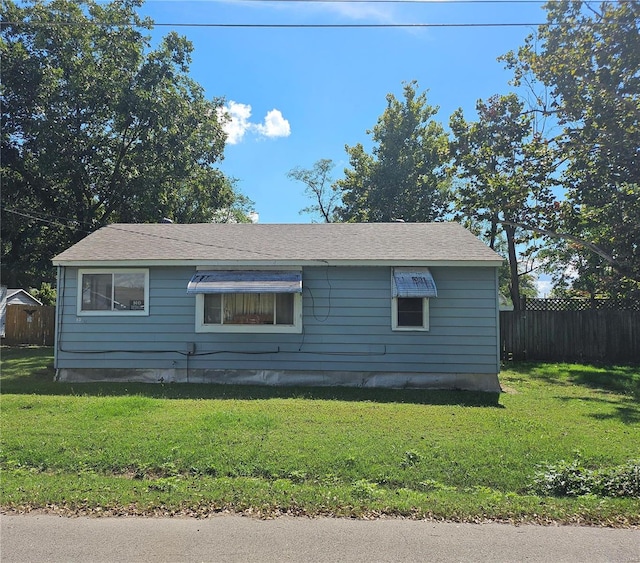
[504,361,640,398]
[505,361,640,425]
[1,347,502,407]
[555,395,640,425]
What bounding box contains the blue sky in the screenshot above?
[139,0,547,224]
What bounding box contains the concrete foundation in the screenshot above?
[56,368,502,393]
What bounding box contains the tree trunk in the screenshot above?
[505,224,522,311]
[489,216,498,250]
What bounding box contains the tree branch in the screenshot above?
[500,219,638,281]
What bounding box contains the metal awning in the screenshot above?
[392,268,437,298]
[187,270,302,294]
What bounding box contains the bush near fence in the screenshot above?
[2,305,55,346]
[501,298,640,363]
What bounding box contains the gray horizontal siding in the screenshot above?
[55,340,495,358]
[56,265,499,375]
[58,328,496,347]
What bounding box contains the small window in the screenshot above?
[392,297,429,331]
[391,267,434,331]
[397,297,424,327]
[78,270,149,315]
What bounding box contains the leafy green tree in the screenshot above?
[1,0,236,287]
[336,81,451,223]
[504,0,640,298]
[210,190,257,224]
[450,94,555,308]
[29,282,57,306]
[287,159,340,223]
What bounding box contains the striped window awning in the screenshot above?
[187,270,302,294]
[392,268,437,298]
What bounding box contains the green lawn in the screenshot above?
[1,347,638,524]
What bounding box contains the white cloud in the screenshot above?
[255,109,291,139]
[219,0,395,22]
[218,101,253,145]
[219,102,291,144]
[325,3,398,23]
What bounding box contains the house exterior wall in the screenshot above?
[55,265,500,390]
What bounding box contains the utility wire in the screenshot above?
[5,17,633,28]
[3,0,633,28]
[5,208,84,232]
[153,22,549,27]
[220,0,636,3]
[116,0,640,3]
[218,0,637,2]
[0,20,566,27]
[3,207,286,260]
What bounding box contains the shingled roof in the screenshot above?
[52,222,503,265]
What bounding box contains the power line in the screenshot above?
[0,20,560,28]
[5,0,635,29]
[225,0,634,3]
[4,208,86,233]
[3,207,285,260]
[152,22,549,27]
[3,0,635,29]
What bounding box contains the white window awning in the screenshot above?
[392,268,437,298]
[187,270,302,294]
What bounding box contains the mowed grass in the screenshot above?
[1,347,638,524]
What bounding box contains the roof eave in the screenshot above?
[53,258,504,268]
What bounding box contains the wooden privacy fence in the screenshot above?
[2,305,55,346]
[501,300,640,363]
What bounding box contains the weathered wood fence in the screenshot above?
[501,299,640,363]
[2,305,55,346]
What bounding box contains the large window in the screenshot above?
[204,293,295,326]
[190,270,302,333]
[391,268,436,331]
[78,270,149,315]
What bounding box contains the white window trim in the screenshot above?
[195,292,303,334]
[391,297,430,331]
[77,269,150,316]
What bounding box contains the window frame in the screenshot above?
[391,296,430,331]
[77,269,150,316]
[390,268,432,331]
[195,291,303,333]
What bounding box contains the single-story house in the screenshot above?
[52,222,504,391]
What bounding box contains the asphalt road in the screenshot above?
[1,514,639,563]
